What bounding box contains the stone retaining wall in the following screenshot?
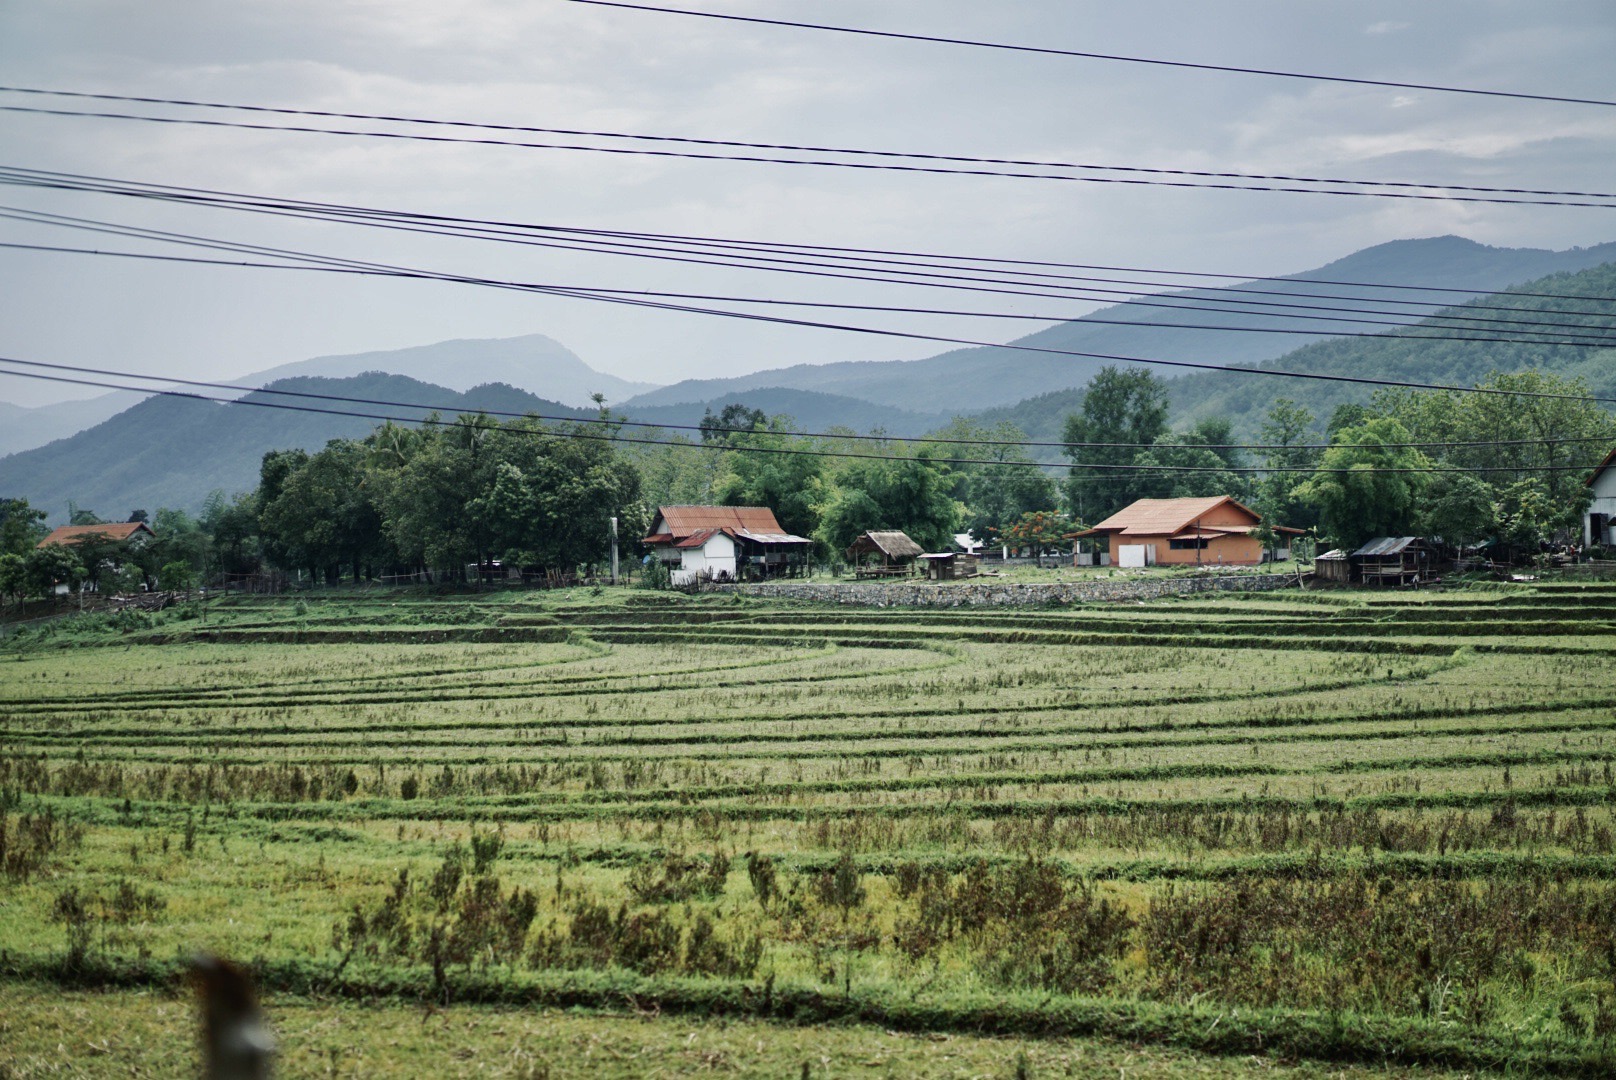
[711,572,1299,607]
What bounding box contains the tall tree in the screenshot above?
[0,497,48,557]
[1295,418,1430,549]
[1061,366,1170,521]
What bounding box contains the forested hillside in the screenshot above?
[1167,261,1616,437]
[0,374,592,520]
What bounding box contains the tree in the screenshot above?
[1061,367,1170,521]
[1294,418,1430,550]
[0,498,48,557]
[994,510,1077,565]
[24,544,82,599]
[712,420,827,540]
[1129,437,1244,502]
[1419,472,1494,555]
[158,560,197,592]
[0,552,25,607]
[816,453,961,553]
[700,403,769,445]
[1256,399,1321,533]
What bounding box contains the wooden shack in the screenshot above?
[1313,549,1351,583]
[916,551,979,581]
[846,530,922,578]
[1352,536,1434,586]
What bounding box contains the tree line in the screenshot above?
[3,365,1611,601]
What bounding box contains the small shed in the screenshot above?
[916,551,979,581]
[1313,549,1351,583]
[1352,537,1435,587]
[846,530,922,578]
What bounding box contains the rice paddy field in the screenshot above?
[4,580,1616,1077]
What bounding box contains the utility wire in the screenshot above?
[3,86,1613,203]
[6,204,1616,402]
[5,103,1614,210]
[5,353,1612,454]
[8,165,1614,310]
[6,168,1614,337]
[18,232,1616,347]
[0,361,1602,475]
[566,1,1616,109]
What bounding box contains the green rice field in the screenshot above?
[4,581,1616,1076]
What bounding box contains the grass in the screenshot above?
[5,582,1616,1074]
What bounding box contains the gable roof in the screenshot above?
[37,522,155,548]
[1352,536,1430,557]
[650,505,785,539]
[1086,496,1259,537]
[1587,446,1616,488]
[847,530,923,559]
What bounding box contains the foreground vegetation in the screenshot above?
[4,581,1616,1074]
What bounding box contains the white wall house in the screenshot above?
[642,505,813,585]
[668,530,738,586]
[1586,449,1616,547]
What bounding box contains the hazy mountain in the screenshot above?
[0,374,593,521]
[242,334,658,409]
[622,236,1616,416]
[0,392,149,458]
[0,334,660,458]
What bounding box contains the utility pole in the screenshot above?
[609,516,619,586]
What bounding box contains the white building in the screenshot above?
[642,505,812,586]
[1586,448,1616,548]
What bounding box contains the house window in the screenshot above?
[1168,538,1209,550]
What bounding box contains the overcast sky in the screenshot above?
[1,0,1613,406]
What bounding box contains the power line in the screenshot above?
[13,236,1616,352]
[0,360,1601,475]
[5,203,1616,404]
[6,103,1615,210]
[6,168,1614,340]
[3,86,1613,205]
[566,1,1616,109]
[5,352,1611,454]
[8,164,1614,311]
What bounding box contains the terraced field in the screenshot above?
[4,582,1616,1077]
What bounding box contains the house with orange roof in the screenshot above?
[1075,496,1287,567]
[36,521,156,549]
[642,505,812,584]
[35,521,157,594]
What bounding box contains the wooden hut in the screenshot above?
[845,531,922,578]
[1313,549,1351,583]
[1352,537,1434,586]
[916,551,979,581]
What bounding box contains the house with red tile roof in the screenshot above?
[1075,496,1277,567]
[37,521,156,549]
[642,506,812,584]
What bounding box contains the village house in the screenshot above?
[642,505,812,586]
[1074,496,1288,568]
[36,521,157,594]
[1585,447,1616,549]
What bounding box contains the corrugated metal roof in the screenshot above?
[649,505,785,539]
[1088,496,1259,537]
[37,522,154,548]
[1352,536,1425,557]
[732,528,811,545]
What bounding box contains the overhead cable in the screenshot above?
[565,1,1616,109]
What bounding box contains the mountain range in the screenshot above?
[3,234,1614,520]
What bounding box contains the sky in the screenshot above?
[0,0,1613,406]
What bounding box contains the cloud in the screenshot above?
[1366,21,1410,35]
